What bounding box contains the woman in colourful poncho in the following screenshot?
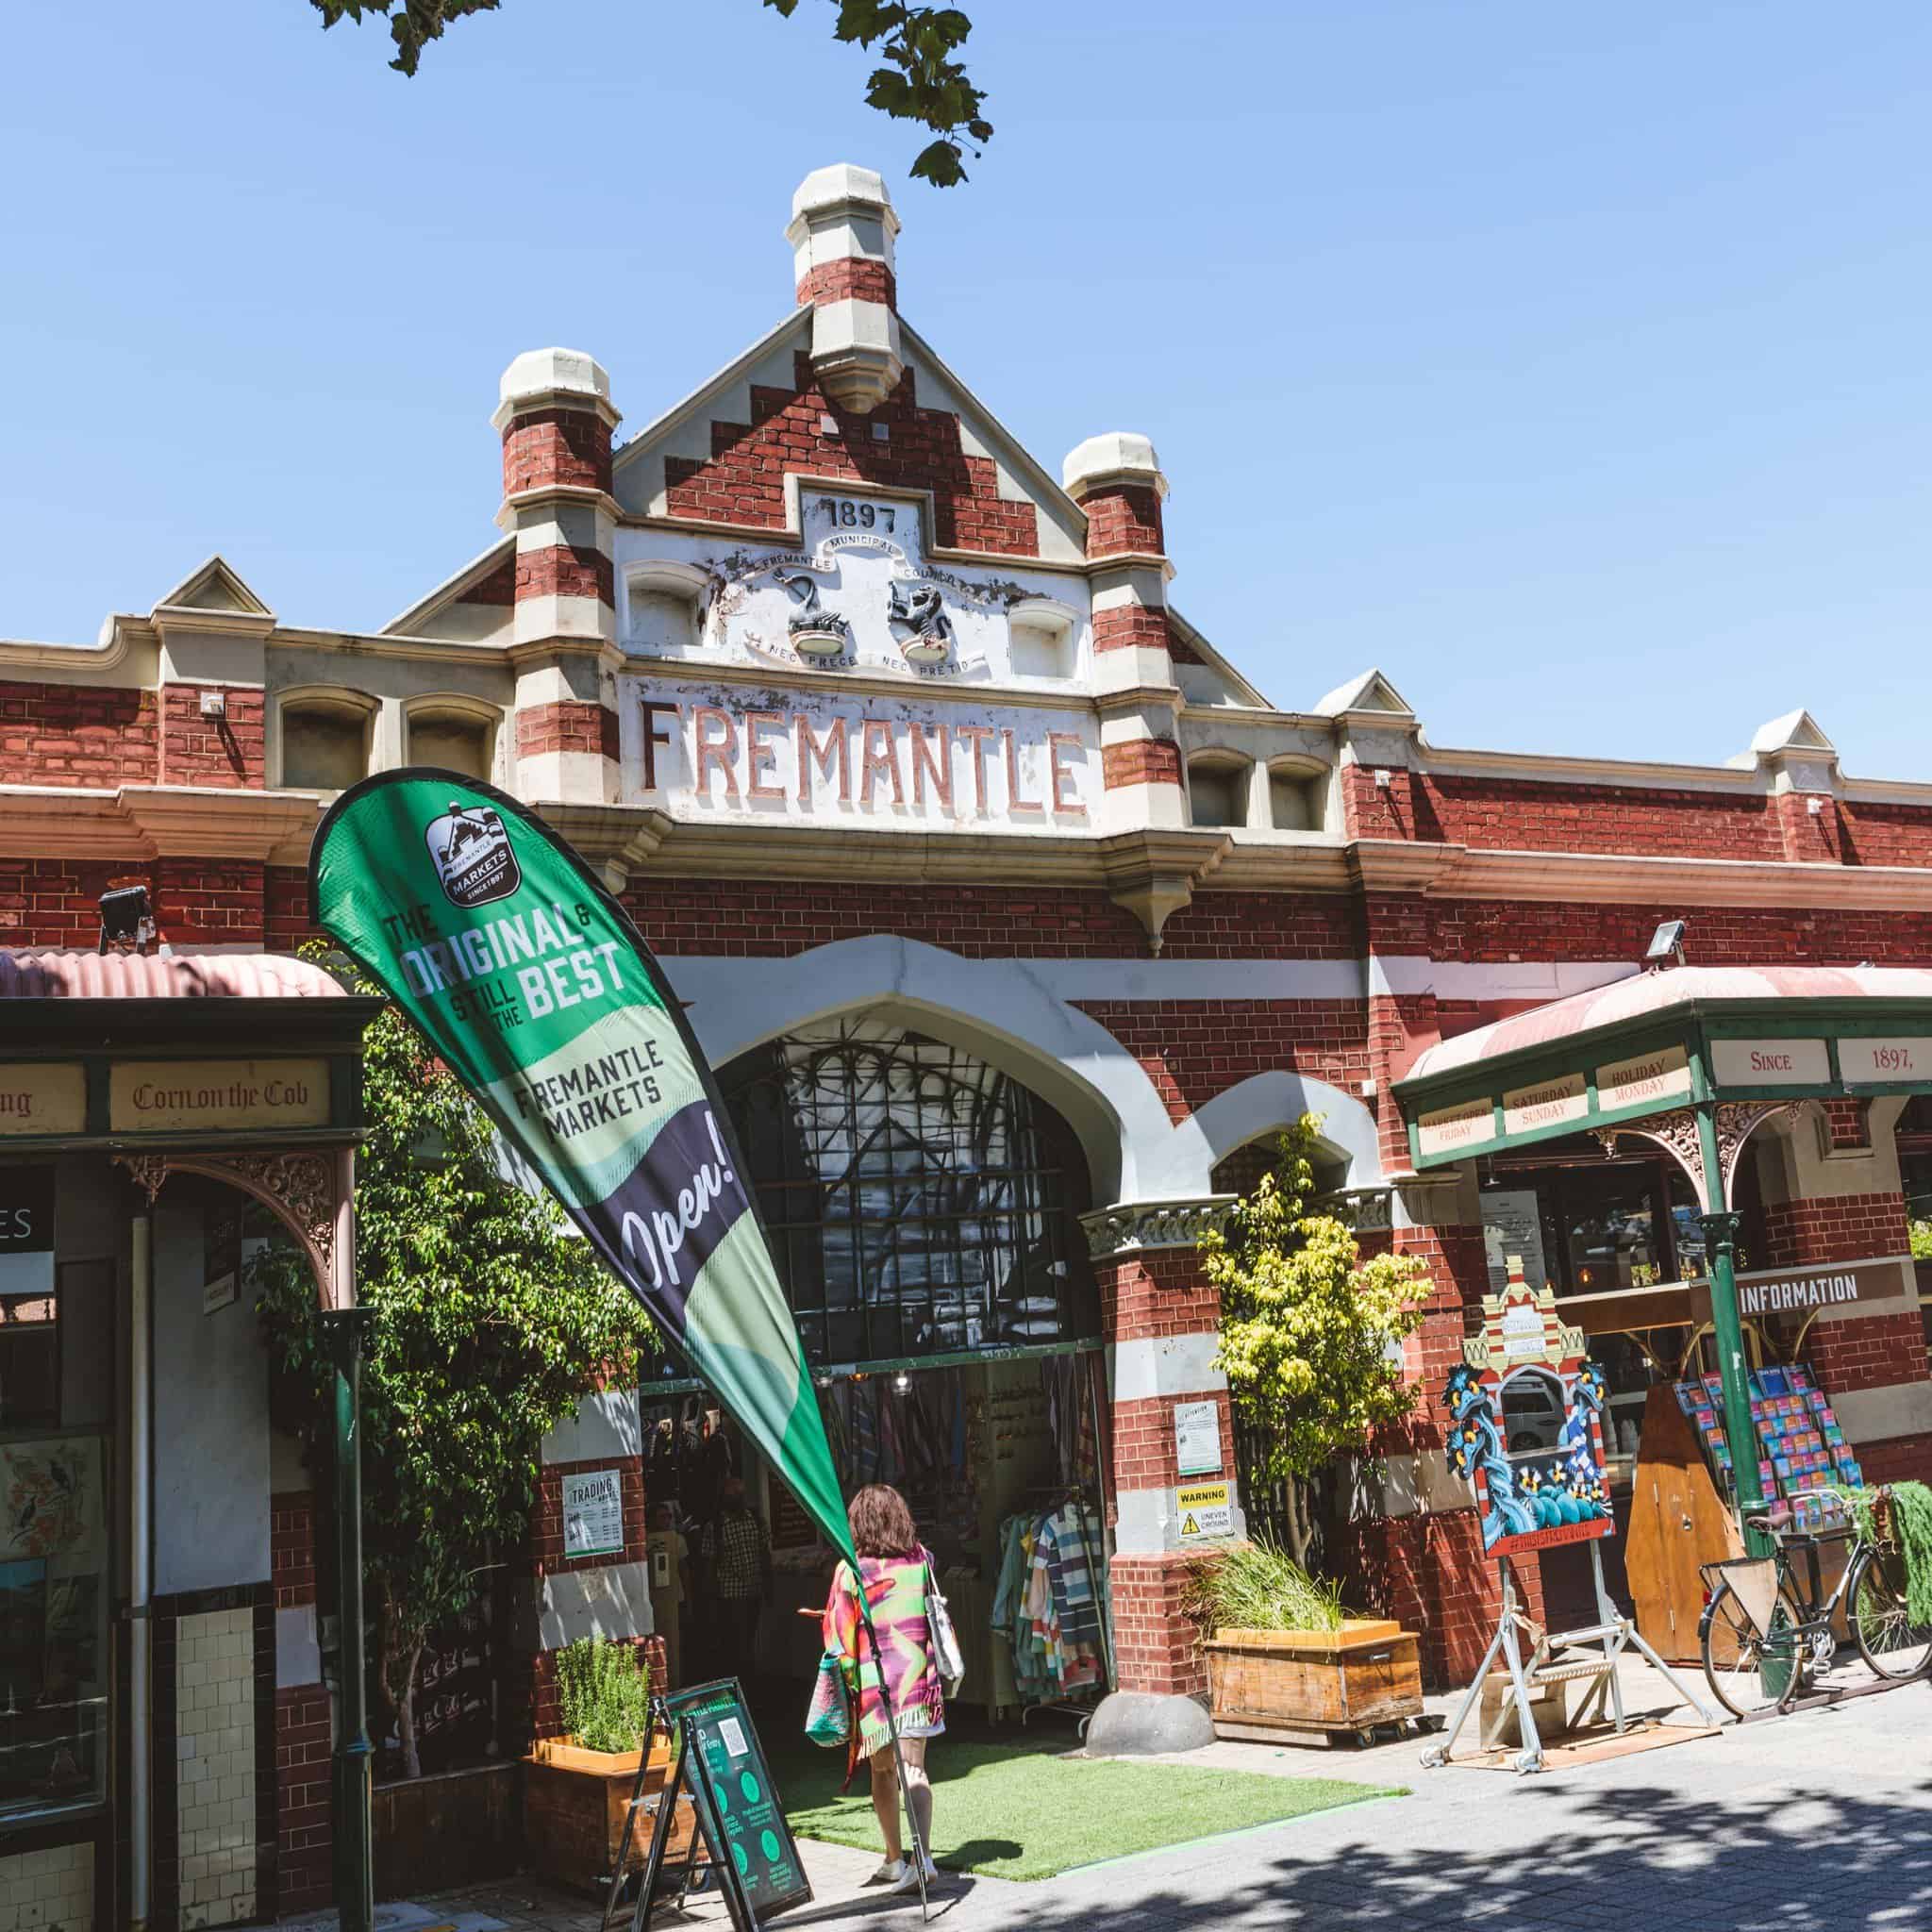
[822,1483,944,1893]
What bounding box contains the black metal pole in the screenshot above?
[324,1307,376,1932]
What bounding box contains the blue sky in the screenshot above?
[5,3,1928,774]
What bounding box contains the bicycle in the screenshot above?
[1698,1485,1932,1719]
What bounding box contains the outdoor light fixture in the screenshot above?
[1644,918,1688,970]
[893,1372,910,1392]
[97,884,155,955]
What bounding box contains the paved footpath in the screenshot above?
[426,1660,1932,1932]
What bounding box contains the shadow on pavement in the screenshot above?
[910,1774,1932,1930]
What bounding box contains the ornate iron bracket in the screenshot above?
[1594,1101,1798,1210]
[116,1149,351,1307]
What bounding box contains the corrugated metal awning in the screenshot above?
[0,950,345,1001]
[1406,965,1932,1082]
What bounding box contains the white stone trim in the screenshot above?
[1143,1069,1385,1194]
[1832,1380,1932,1444]
[1114,1483,1248,1556]
[1109,1332,1224,1404]
[658,941,1394,1204]
[275,1604,321,1688]
[542,1387,643,1463]
[1368,956,1639,1001]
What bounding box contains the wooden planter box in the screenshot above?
[1206,1620,1423,1745]
[522,1737,694,1893]
[373,1761,518,1899]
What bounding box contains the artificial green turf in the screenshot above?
[770,1733,1403,1881]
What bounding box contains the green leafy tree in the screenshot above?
[255,963,652,1778]
[310,2,993,185]
[1201,1119,1431,1570]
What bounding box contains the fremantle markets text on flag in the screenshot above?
[308,768,854,1565]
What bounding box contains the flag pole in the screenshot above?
[857,1601,929,1924]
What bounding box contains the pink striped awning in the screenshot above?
[1407,965,1932,1082]
[0,950,346,1001]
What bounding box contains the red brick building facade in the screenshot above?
[7,162,1932,1890]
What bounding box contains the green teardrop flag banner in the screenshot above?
[309,768,856,1570]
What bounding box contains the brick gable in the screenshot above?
[662,354,1039,557]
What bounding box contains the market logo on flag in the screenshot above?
[311,767,858,1580]
[425,803,521,908]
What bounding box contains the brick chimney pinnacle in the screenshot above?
[787,163,904,414]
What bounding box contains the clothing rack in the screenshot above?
[1000,1484,1111,1732]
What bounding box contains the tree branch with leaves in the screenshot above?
[1201,1120,1431,1570]
[310,1,992,184]
[254,958,653,1778]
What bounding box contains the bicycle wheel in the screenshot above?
[1850,1546,1932,1680]
[1701,1579,1807,1718]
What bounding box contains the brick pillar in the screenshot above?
[1085,1209,1239,1702]
[1327,689,1422,841]
[788,163,904,413]
[1748,712,1844,863]
[271,1490,332,1916]
[495,347,622,803]
[1757,1114,1932,1487]
[508,1419,652,1752]
[1360,891,1441,1178]
[1064,434,1188,844]
[1330,1178,1551,1689]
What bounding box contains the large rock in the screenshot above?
[1083,1690,1214,1757]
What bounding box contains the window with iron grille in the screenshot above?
[719,1020,1100,1366]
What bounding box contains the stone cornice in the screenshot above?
[8,779,1929,921]
[1081,1196,1236,1259]
[151,604,275,643]
[494,483,622,534]
[0,786,321,863]
[1437,844,1932,911]
[616,653,1106,712]
[272,626,512,668]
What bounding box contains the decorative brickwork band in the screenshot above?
[512,544,616,608]
[796,258,897,309]
[1101,739,1183,791]
[1091,605,1172,655]
[502,408,614,497]
[516,702,620,763]
[1082,483,1165,559]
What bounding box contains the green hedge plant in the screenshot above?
[556,1636,652,1755]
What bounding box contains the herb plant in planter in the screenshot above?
[1189,1540,1423,1748]
[524,1638,690,1889]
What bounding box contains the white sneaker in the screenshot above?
[890,1857,938,1894]
[867,1859,906,1888]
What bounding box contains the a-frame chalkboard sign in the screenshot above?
[603,1680,813,1932]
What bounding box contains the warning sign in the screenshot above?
[1175,1479,1234,1543]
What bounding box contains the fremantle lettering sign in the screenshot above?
[630,687,1093,830]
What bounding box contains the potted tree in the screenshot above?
[1193,1119,1429,1743]
[1190,1540,1422,1746]
[524,1637,693,1889]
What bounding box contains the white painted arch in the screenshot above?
[658,937,1385,1206]
[1138,1069,1384,1198]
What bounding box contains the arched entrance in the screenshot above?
[661,1017,1113,1718]
[719,1017,1100,1367]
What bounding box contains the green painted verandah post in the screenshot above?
[1693,1102,1772,1559]
[325,1307,376,1932]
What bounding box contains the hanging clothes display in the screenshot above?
[991,1497,1105,1706]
